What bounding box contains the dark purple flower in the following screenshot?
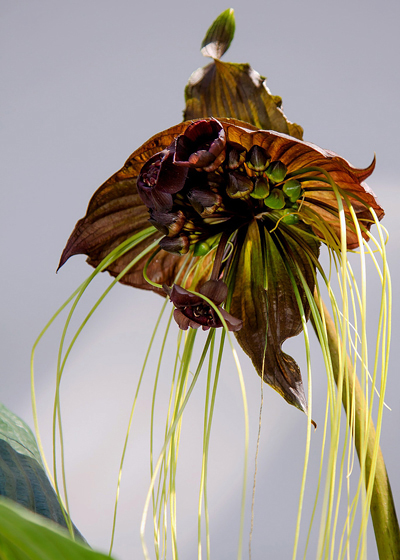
[174,119,226,171]
[164,280,243,332]
[137,145,188,211]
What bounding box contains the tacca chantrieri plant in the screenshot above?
[32,8,398,560]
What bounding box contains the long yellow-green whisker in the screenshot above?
[51,235,160,532]
[198,330,215,560]
[109,297,170,555]
[140,329,208,560]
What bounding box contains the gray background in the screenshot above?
[1,0,399,558]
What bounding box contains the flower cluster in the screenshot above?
[59,117,383,411]
[164,279,242,332]
[137,119,304,258]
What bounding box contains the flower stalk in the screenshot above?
[314,296,400,559]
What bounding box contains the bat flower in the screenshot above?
[59,118,384,413]
[164,280,243,332]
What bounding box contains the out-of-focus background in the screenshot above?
[2,1,399,558]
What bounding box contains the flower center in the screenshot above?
[137,120,304,256]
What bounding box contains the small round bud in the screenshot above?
[246,145,270,172]
[277,208,300,225]
[282,179,302,201]
[265,161,287,183]
[193,241,212,256]
[264,188,285,209]
[250,177,270,199]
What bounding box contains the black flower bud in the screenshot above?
[187,188,222,216]
[149,210,186,237]
[227,145,246,170]
[226,171,253,198]
[246,145,270,172]
[159,235,190,255]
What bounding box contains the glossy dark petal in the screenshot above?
[137,148,188,212]
[219,308,243,332]
[173,309,201,330]
[199,279,228,306]
[169,284,203,307]
[137,183,173,212]
[174,119,226,169]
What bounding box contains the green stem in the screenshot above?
[315,298,400,559]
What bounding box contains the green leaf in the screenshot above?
[201,8,236,59]
[184,61,303,138]
[229,220,319,412]
[0,498,112,560]
[0,403,83,538]
[0,403,44,468]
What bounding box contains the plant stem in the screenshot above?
[314,297,400,559]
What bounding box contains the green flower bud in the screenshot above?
[264,188,285,209]
[250,177,270,199]
[265,161,287,183]
[281,212,299,225]
[282,179,302,201]
[193,240,211,256]
[246,145,270,172]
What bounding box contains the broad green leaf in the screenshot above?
[0,403,43,467]
[0,498,111,560]
[229,220,320,412]
[200,8,235,59]
[0,403,83,538]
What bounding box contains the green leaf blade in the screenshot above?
[0,403,83,539]
[0,499,112,560]
[0,403,44,468]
